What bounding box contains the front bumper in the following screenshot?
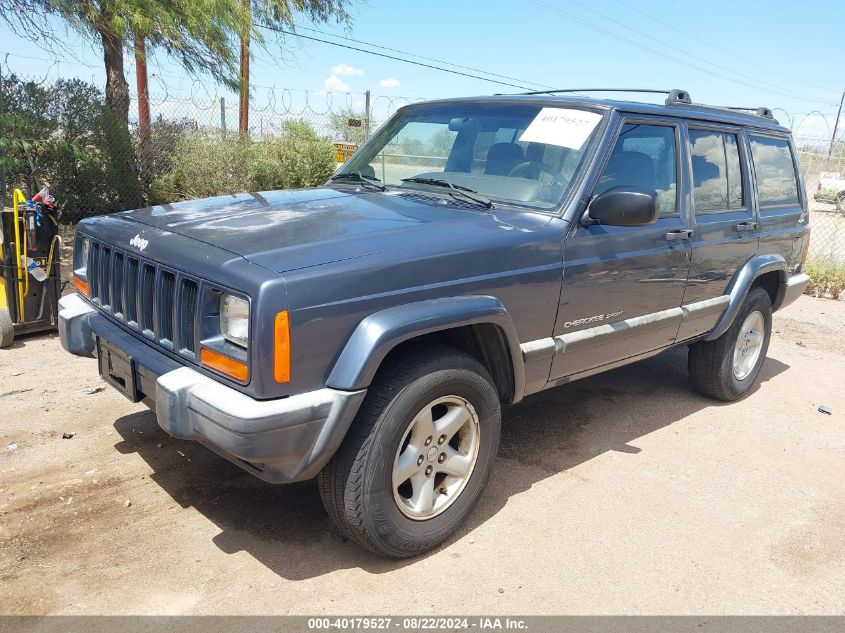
[58,294,366,483]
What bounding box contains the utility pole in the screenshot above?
[0,64,5,207]
[829,91,844,158]
[134,32,152,183]
[238,0,250,136]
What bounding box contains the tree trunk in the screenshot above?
[97,25,143,209]
[100,27,130,127]
[134,32,153,185]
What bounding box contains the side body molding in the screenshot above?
[705,253,787,341]
[326,296,526,402]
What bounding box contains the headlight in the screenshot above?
[75,238,90,276]
[220,294,249,348]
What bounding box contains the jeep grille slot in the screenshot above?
[112,252,124,317]
[180,279,198,354]
[125,257,139,324]
[140,263,156,334]
[158,270,176,344]
[81,238,202,363]
[100,246,111,309]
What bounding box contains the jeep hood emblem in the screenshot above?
[129,234,149,251]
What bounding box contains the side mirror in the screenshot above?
[584,186,659,227]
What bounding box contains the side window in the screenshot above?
[688,130,745,212]
[749,135,800,207]
[596,122,678,217]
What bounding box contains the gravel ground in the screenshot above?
[1,295,843,615]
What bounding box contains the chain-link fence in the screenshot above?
[794,141,845,266]
[0,68,417,222]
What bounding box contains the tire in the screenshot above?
[688,287,772,401]
[0,308,14,349]
[836,192,845,212]
[318,344,501,558]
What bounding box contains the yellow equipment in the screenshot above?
[0,188,63,347]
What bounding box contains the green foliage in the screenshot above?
[150,120,336,203]
[329,108,368,144]
[805,258,845,300]
[0,74,141,221]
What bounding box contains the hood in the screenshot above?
[119,188,548,273]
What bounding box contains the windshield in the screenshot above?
[338,102,605,210]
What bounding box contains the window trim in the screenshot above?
[591,116,682,219]
[686,125,749,215]
[747,131,802,211]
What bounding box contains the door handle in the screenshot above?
[735,221,758,233]
[665,229,693,241]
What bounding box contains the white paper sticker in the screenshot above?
[519,108,603,149]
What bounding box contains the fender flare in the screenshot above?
[705,254,787,341]
[326,295,526,402]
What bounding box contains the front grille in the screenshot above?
[86,239,199,356]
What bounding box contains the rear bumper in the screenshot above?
[777,272,811,310]
[57,293,366,483]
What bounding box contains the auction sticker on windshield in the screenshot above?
[519,108,603,149]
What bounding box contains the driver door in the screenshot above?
[549,117,692,381]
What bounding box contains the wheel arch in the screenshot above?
[705,254,787,341]
[326,296,525,404]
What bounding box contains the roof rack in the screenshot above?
[510,87,776,122]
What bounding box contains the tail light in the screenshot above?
[801,227,811,268]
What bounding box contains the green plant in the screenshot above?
[805,258,845,299]
[815,188,840,204]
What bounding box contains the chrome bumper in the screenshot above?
[58,293,366,483]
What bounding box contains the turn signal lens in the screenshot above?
[274,310,291,383]
[200,347,249,382]
[73,274,90,297]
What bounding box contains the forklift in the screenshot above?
[0,187,63,347]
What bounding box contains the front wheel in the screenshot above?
[688,287,772,401]
[318,345,501,558]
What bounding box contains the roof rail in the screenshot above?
[505,88,777,122]
[725,106,775,120]
[515,87,681,97]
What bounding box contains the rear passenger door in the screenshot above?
[676,125,758,341]
[550,117,691,381]
[747,133,806,274]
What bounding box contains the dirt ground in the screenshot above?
[1,295,843,615]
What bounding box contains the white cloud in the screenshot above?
[332,64,363,76]
[324,75,350,93]
[379,78,401,88]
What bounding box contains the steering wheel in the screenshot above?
[508,161,558,181]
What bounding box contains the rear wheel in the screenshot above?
[0,309,14,348]
[688,287,772,401]
[318,345,501,558]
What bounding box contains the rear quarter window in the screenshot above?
[749,135,800,207]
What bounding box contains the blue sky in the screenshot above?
[1,0,842,139]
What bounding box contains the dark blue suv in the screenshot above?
[59,89,810,557]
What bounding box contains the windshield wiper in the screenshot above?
[400,177,493,209]
[330,171,387,191]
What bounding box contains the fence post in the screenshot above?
[364,90,371,142]
[220,97,227,137]
[829,91,844,159]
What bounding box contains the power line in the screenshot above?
[610,0,838,96]
[528,0,840,107]
[257,24,539,91]
[556,0,836,104]
[292,25,554,90]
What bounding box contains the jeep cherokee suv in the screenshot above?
[59,89,810,557]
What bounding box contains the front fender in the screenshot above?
[326,295,525,401]
[705,254,787,341]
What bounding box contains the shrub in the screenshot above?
[805,257,845,299]
[150,119,335,203]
